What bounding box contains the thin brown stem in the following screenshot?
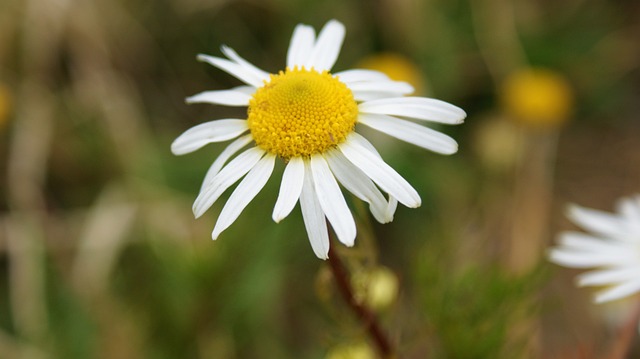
[327,236,394,358]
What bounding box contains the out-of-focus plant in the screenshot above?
[0,0,639,357]
[325,342,376,359]
[0,83,11,131]
[416,244,544,358]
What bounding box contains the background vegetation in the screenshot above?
[1,0,639,358]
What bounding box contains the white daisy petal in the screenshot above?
[310,154,356,247]
[353,132,383,158]
[339,133,421,208]
[386,196,398,221]
[272,157,305,223]
[231,85,257,96]
[359,113,458,155]
[577,267,640,287]
[171,119,248,155]
[359,97,467,124]
[353,91,412,102]
[201,134,253,190]
[595,279,640,303]
[186,89,251,106]
[220,45,270,83]
[193,147,265,218]
[342,134,401,218]
[300,161,330,259]
[197,54,264,88]
[348,81,414,97]
[617,196,640,223]
[549,248,627,268]
[287,24,316,69]
[334,69,390,83]
[549,194,640,303]
[306,20,345,71]
[212,154,275,239]
[558,232,623,252]
[567,204,628,238]
[173,20,466,259]
[325,149,391,223]
[328,145,398,222]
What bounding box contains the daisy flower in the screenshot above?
[171,20,466,259]
[549,195,640,303]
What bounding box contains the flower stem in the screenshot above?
[327,237,394,358]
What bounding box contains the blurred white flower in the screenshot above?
[549,195,640,303]
[171,20,466,259]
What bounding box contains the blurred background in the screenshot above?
[1,0,639,358]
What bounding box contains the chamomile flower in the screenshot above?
[549,195,640,303]
[171,20,466,259]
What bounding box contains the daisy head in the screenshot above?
[171,20,466,259]
[549,195,640,303]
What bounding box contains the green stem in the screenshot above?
[327,236,394,358]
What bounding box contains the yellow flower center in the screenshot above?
[247,68,358,159]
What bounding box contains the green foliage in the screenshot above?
[46,267,97,359]
[0,0,638,357]
[417,250,545,358]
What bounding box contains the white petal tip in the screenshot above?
[323,20,346,34]
[436,142,459,155]
[272,209,289,223]
[398,82,415,94]
[575,278,589,287]
[565,203,581,215]
[454,109,468,124]
[317,246,330,260]
[211,224,226,240]
[170,142,188,156]
[593,295,611,304]
[444,145,459,155]
[192,206,206,219]
[546,248,558,260]
[337,233,356,248]
[196,54,208,61]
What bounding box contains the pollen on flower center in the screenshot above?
[247,67,358,159]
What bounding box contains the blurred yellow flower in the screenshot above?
[0,84,12,130]
[325,342,376,359]
[500,68,573,128]
[358,53,426,95]
[351,266,399,311]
